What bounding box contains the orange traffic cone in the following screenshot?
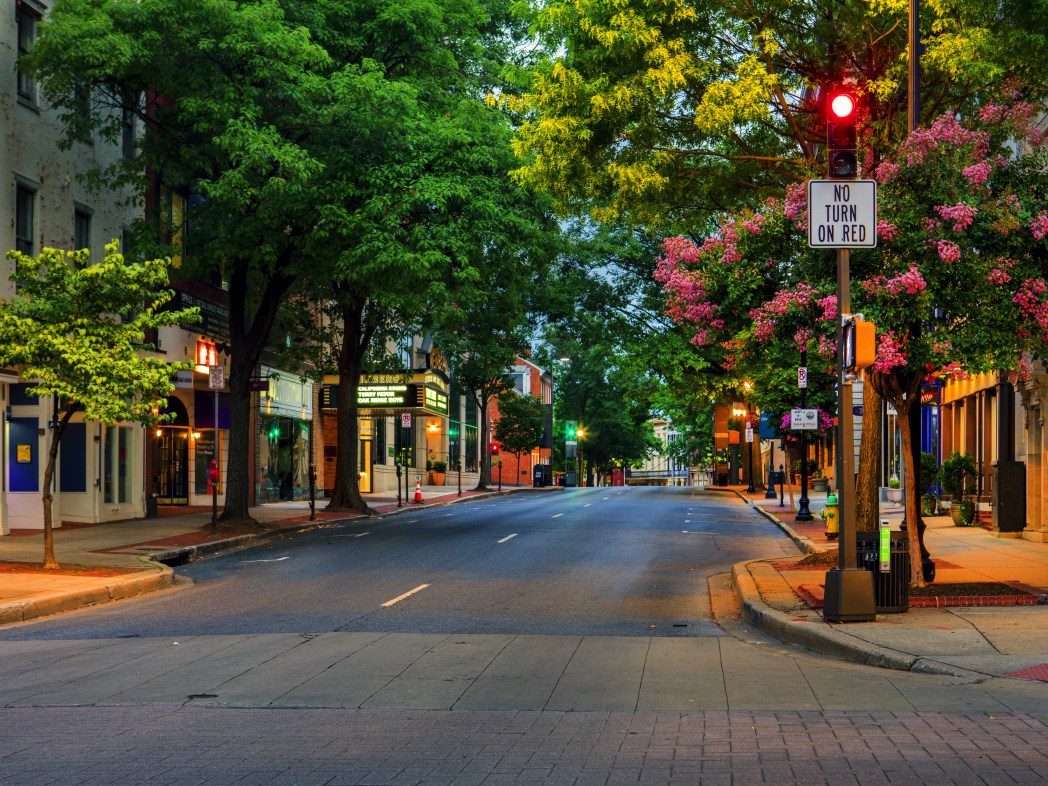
[413,477,423,503]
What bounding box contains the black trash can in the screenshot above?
[855,532,910,613]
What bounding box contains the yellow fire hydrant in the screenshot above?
[823,493,839,540]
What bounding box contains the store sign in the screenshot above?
[790,408,819,431]
[173,370,194,389]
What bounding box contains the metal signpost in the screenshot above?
[208,365,224,528]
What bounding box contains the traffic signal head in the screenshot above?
[826,91,858,179]
[565,421,577,440]
[490,441,500,455]
[844,318,876,372]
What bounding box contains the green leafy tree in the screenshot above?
[493,392,546,480]
[0,243,198,568]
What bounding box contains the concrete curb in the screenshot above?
[0,565,174,625]
[730,560,986,682]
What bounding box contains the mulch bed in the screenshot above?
[795,579,1043,609]
[0,561,142,577]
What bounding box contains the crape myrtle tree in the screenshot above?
[657,101,1048,585]
[0,244,198,568]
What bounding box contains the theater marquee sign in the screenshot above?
[322,371,449,417]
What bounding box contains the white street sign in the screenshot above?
[745,427,754,443]
[401,412,412,428]
[208,365,224,390]
[790,408,819,431]
[808,179,877,248]
[798,367,808,389]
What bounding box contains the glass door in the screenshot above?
[154,428,189,504]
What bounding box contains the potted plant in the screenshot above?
[886,476,902,503]
[920,451,941,515]
[430,460,447,486]
[940,451,978,526]
[811,468,830,493]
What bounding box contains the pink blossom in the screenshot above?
[873,331,907,373]
[937,240,961,264]
[877,221,897,242]
[861,266,926,297]
[1032,212,1048,241]
[783,183,807,229]
[938,361,969,381]
[922,218,943,233]
[793,327,813,351]
[934,203,978,232]
[874,161,900,182]
[962,162,992,186]
[742,214,766,234]
[987,268,1011,285]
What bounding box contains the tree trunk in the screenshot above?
[475,392,490,490]
[40,405,75,569]
[220,255,295,521]
[855,372,883,532]
[327,298,374,512]
[896,395,925,587]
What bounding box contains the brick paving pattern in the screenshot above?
[0,707,1045,785]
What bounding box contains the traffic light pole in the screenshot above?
[823,248,876,622]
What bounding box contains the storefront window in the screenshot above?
[105,426,132,503]
[258,415,312,502]
[374,417,386,465]
[194,431,216,496]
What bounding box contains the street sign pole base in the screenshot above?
[822,568,876,622]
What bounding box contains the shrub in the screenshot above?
[940,451,977,499]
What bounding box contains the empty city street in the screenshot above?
[0,489,1044,784]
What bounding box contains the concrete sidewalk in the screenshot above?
[723,485,1048,683]
[0,483,536,624]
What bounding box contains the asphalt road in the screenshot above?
[1,488,1047,784]
[0,486,799,640]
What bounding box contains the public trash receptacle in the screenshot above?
[855,532,910,613]
[565,470,578,487]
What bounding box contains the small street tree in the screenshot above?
[493,392,546,484]
[0,243,198,568]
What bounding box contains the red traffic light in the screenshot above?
[826,90,858,179]
[830,93,855,118]
[490,441,500,455]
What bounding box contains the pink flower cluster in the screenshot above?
[873,331,907,373]
[862,266,927,297]
[962,162,992,186]
[655,237,724,346]
[877,221,897,242]
[987,268,1012,285]
[749,284,820,342]
[742,214,767,235]
[783,183,807,229]
[934,203,978,232]
[937,240,961,264]
[793,327,813,351]
[938,361,969,381]
[1013,278,1048,339]
[1032,212,1048,241]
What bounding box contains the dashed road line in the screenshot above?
[381,584,430,608]
[497,534,518,543]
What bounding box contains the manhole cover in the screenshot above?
[1004,664,1048,682]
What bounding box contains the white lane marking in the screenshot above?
[584,504,592,508]
[602,497,609,500]
[497,533,518,543]
[552,513,564,518]
[381,584,430,607]
[333,533,369,538]
[241,557,289,563]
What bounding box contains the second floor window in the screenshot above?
[15,185,34,256]
[74,208,91,252]
[122,108,136,159]
[16,7,37,102]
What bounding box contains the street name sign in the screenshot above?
[790,408,819,431]
[808,179,877,248]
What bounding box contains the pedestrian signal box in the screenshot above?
[843,318,876,372]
